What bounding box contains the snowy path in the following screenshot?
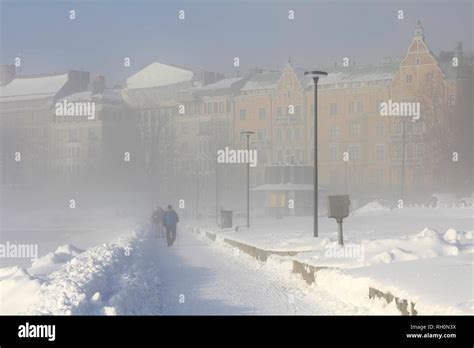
[6,224,376,315]
[154,227,342,315]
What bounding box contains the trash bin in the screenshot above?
[220,210,233,229]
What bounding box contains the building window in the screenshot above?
[294,128,300,141]
[349,123,361,137]
[259,108,266,120]
[277,150,283,163]
[376,144,385,161]
[218,102,225,113]
[277,129,283,143]
[416,57,420,65]
[376,100,383,114]
[330,103,338,116]
[239,109,247,120]
[257,129,265,142]
[407,143,414,160]
[348,144,360,161]
[329,144,338,161]
[395,121,403,134]
[395,143,403,160]
[330,125,339,138]
[349,101,362,113]
[277,107,283,118]
[376,123,384,137]
[295,149,302,163]
[413,121,422,134]
[448,95,455,110]
[285,149,293,164]
[416,143,424,159]
[286,128,291,142]
[406,75,413,84]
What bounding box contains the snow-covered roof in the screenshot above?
[295,63,399,88]
[0,73,69,101]
[240,71,281,91]
[126,62,194,89]
[59,89,123,103]
[196,77,243,91]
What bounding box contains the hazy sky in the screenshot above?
[0,0,472,85]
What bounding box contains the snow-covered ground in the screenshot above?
[0,222,398,315]
[1,204,471,315]
[0,226,161,315]
[193,205,473,314]
[197,206,472,253]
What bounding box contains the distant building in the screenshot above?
[0,71,89,187]
[121,61,224,206]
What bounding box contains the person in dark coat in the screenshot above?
[152,206,165,237]
[163,204,179,246]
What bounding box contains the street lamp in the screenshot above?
[305,70,328,237]
[241,130,255,228]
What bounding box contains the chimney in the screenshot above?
[92,75,106,94]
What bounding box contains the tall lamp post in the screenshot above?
[215,116,220,227]
[305,71,327,238]
[241,130,255,228]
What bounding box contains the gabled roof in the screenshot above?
[126,62,194,89]
[0,73,69,101]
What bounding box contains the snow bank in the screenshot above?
[351,201,391,216]
[29,244,84,276]
[0,226,161,315]
[317,254,474,315]
[294,227,472,269]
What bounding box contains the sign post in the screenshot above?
[327,195,350,245]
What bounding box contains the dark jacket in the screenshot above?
[163,210,179,227]
[152,208,164,224]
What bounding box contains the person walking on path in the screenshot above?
[163,204,179,246]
